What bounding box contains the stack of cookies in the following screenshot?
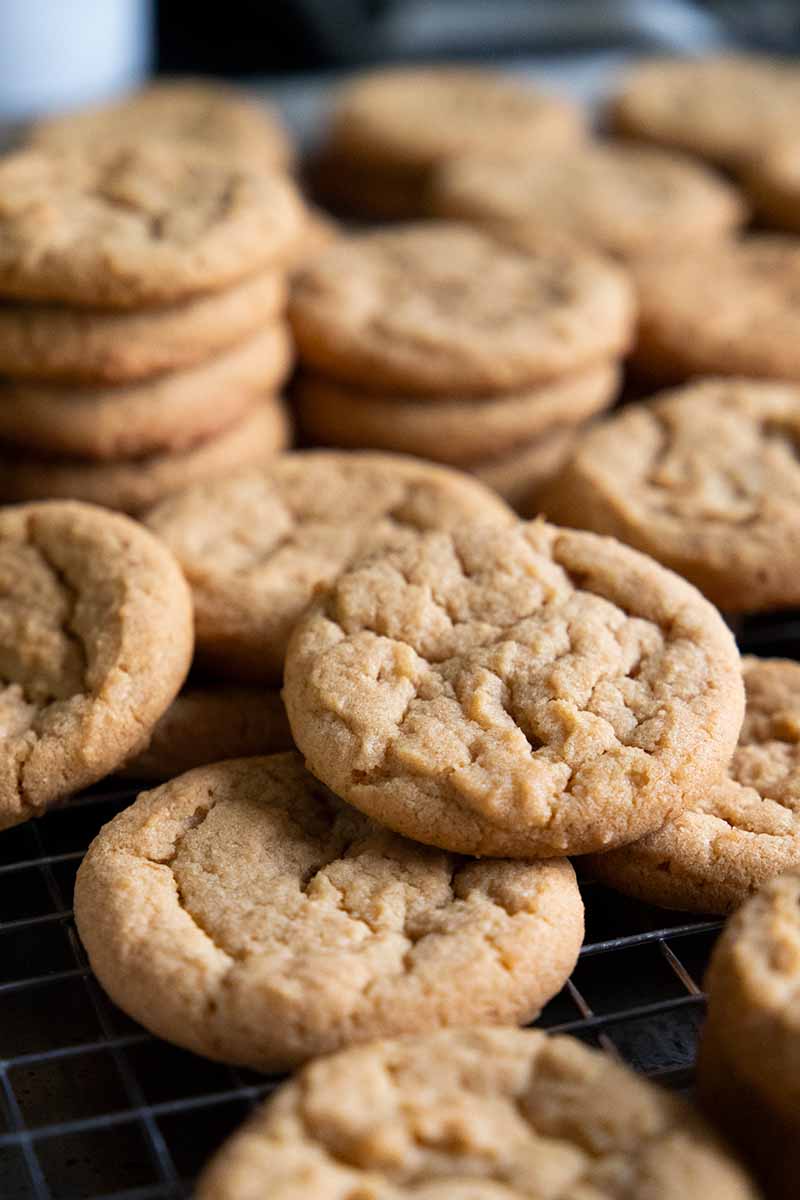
[290,223,634,510]
[0,141,305,512]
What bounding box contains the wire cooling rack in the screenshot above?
[0,617,787,1200]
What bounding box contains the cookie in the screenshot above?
[75,754,584,1070]
[611,54,800,168]
[119,686,292,780]
[743,139,800,232]
[0,400,290,514]
[289,224,635,394]
[0,500,192,830]
[632,237,800,383]
[145,451,513,684]
[588,657,800,913]
[0,269,285,384]
[29,78,293,170]
[196,1026,759,1200]
[541,378,800,612]
[429,143,746,259]
[0,323,292,460]
[284,518,744,858]
[0,143,304,308]
[472,428,579,512]
[295,362,619,466]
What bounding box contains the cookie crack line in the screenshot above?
[29,525,90,697]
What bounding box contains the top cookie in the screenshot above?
[29,79,293,170]
[0,501,193,830]
[145,451,513,683]
[289,223,635,394]
[327,66,584,169]
[429,143,746,259]
[0,144,304,308]
[611,54,800,167]
[196,1027,759,1200]
[541,378,800,613]
[283,519,744,858]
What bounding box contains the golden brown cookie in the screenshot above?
[0,144,304,308]
[196,1027,759,1200]
[588,658,800,913]
[295,362,619,466]
[0,323,292,460]
[0,269,286,384]
[75,755,584,1070]
[742,139,800,232]
[632,237,800,383]
[541,378,800,612]
[471,429,579,513]
[145,451,513,683]
[29,78,293,170]
[119,686,292,780]
[0,400,291,514]
[0,500,193,830]
[284,518,744,858]
[289,224,635,394]
[429,143,746,259]
[611,54,800,168]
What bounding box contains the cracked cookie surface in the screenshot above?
[542,378,800,612]
[74,754,584,1070]
[289,223,634,394]
[0,500,193,829]
[284,519,743,858]
[145,451,513,683]
[196,1026,759,1199]
[589,658,800,913]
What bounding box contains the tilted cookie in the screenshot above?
[196,1026,759,1200]
[542,378,800,612]
[589,658,800,913]
[289,224,634,394]
[75,755,584,1070]
[145,451,513,683]
[0,501,193,830]
[284,519,744,858]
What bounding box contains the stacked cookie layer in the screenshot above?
[291,223,633,510]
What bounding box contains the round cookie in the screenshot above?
[29,78,293,170]
[295,362,619,466]
[471,429,579,513]
[119,686,293,781]
[196,1026,759,1200]
[75,754,585,1070]
[611,54,800,168]
[284,518,744,859]
[588,657,800,913]
[429,143,746,259]
[743,140,800,232]
[632,237,800,383]
[541,378,800,612]
[0,270,286,384]
[0,144,304,308]
[289,224,635,394]
[0,501,193,830]
[145,451,513,683]
[0,323,292,460]
[0,400,291,515]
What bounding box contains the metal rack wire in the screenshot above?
[0,617,785,1200]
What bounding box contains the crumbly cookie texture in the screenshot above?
[428,144,746,259]
[744,139,800,233]
[75,755,584,1070]
[588,658,800,913]
[289,224,634,394]
[541,377,800,612]
[0,401,290,515]
[611,54,800,167]
[196,1026,759,1200]
[284,519,744,858]
[631,238,800,383]
[295,363,619,466]
[145,451,513,684]
[0,501,193,830]
[0,144,304,308]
